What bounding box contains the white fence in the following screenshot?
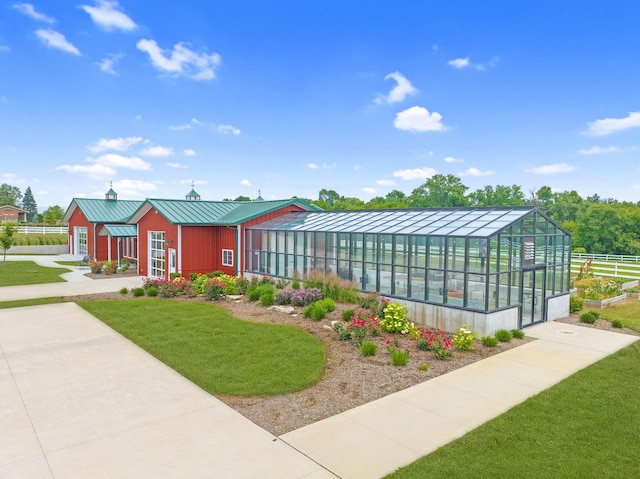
[571,255,640,280]
[572,252,640,263]
[16,225,68,235]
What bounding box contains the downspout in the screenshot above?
[178,225,182,273]
[236,225,241,277]
[117,238,122,267]
[93,224,97,259]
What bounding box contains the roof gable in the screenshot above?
[63,198,145,224]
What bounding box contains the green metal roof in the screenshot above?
[99,224,138,237]
[246,206,567,237]
[63,198,145,223]
[129,198,321,225]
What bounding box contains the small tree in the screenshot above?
[22,186,38,222]
[0,222,18,261]
[42,205,64,224]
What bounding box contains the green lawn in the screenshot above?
[0,261,70,286]
[79,300,326,396]
[588,301,640,331]
[386,341,640,479]
[0,297,65,309]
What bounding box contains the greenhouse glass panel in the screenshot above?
[410,236,426,268]
[498,273,510,308]
[379,235,393,264]
[428,236,445,269]
[488,274,498,310]
[379,264,393,295]
[305,232,315,256]
[338,233,349,260]
[352,233,363,261]
[277,231,285,253]
[447,237,465,271]
[509,270,520,306]
[364,263,377,291]
[535,236,546,264]
[316,232,326,258]
[468,238,487,274]
[427,269,444,304]
[445,272,464,306]
[286,231,294,254]
[394,266,408,296]
[466,273,485,309]
[269,231,276,252]
[295,232,304,255]
[409,267,426,300]
[511,237,522,270]
[364,234,376,262]
[277,254,285,276]
[394,235,409,266]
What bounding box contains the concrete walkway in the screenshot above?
[1,255,638,478]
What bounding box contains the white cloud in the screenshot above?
[96,53,123,75]
[179,179,207,186]
[459,167,495,177]
[35,29,80,55]
[191,118,204,125]
[79,0,136,31]
[392,167,437,181]
[166,162,187,169]
[140,145,174,157]
[444,156,463,163]
[112,179,158,198]
[578,145,621,155]
[362,187,376,194]
[216,124,240,135]
[89,153,151,170]
[307,163,319,169]
[525,163,578,175]
[448,57,469,69]
[376,179,397,186]
[0,44,9,52]
[136,39,221,80]
[134,114,142,121]
[87,136,142,153]
[353,165,362,171]
[374,71,417,105]
[13,3,55,23]
[183,148,196,156]
[322,162,336,170]
[584,111,640,137]
[55,163,116,179]
[394,106,447,132]
[170,123,192,131]
[240,179,251,186]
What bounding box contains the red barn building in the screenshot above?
[128,197,319,278]
[0,205,27,223]
[63,187,144,261]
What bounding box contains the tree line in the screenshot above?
[0,183,64,224]
[305,174,640,256]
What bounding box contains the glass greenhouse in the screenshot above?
[245,207,571,333]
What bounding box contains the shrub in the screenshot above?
[380,302,412,334]
[120,263,130,273]
[132,287,145,297]
[389,347,409,366]
[494,329,513,343]
[481,335,498,347]
[260,291,275,306]
[205,278,226,301]
[417,328,453,360]
[303,301,328,321]
[146,286,158,297]
[611,319,623,328]
[290,288,323,306]
[419,363,429,372]
[359,341,378,356]
[341,308,356,321]
[452,324,475,351]
[119,287,128,295]
[360,292,389,318]
[570,295,584,313]
[247,283,275,302]
[579,311,600,324]
[333,321,352,341]
[511,329,525,339]
[103,260,118,274]
[319,298,335,312]
[88,258,103,274]
[169,272,181,279]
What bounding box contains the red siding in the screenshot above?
[180,226,236,276]
[67,208,96,257]
[136,209,178,278]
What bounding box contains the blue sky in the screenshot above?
[1,1,639,210]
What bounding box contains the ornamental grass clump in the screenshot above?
[511,328,525,339]
[452,324,476,351]
[481,335,499,347]
[611,319,623,328]
[132,287,145,297]
[494,328,513,343]
[303,300,329,321]
[388,346,409,366]
[579,310,600,324]
[359,341,378,356]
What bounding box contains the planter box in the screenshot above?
[583,293,627,309]
[619,280,639,290]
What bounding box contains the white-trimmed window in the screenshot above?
[149,231,166,278]
[222,249,234,267]
[76,227,88,256]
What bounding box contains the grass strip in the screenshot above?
[0,297,65,309]
[0,261,69,286]
[386,341,640,479]
[79,299,326,396]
